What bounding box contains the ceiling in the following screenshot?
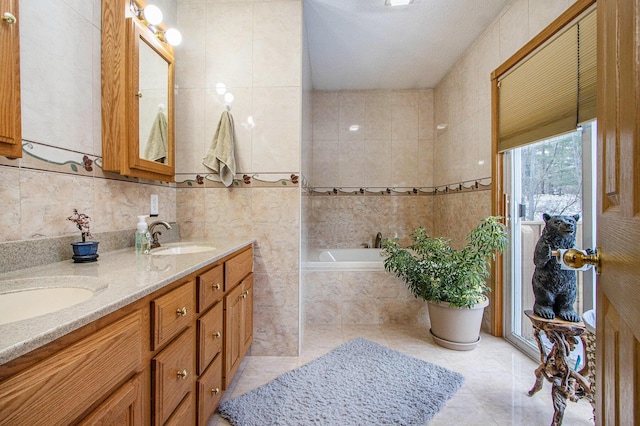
[303,0,510,91]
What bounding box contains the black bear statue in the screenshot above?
[531,213,581,322]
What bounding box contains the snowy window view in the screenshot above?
[520,131,583,221]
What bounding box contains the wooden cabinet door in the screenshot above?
[240,274,254,358]
[151,329,195,426]
[78,375,143,426]
[196,354,223,426]
[596,1,640,423]
[163,392,195,426]
[0,0,21,158]
[197,302,223,375]
[0,312,142,426]
[223,283,243,389]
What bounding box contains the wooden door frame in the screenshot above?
[489,0,596,336]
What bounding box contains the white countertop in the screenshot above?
[0,238,254,365]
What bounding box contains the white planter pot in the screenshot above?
[427,297,489,351]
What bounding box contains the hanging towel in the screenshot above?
[143,111,169,163]
[203,110,237,187]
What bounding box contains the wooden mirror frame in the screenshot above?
[102,0,175,182]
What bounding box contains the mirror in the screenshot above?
[137,32,170,163]
[101,0,175,182]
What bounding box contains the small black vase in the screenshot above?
[71,241,99,263]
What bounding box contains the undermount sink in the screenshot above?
[0,286,95,325]
[151,243,216,256]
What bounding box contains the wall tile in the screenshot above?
[0,167,21,242]
[528,0,571,39]
[176,3,207,89]
[252,87,301,173]
[499,0,529,62]
[175,89,206,173]
[205,2,253,88]
[312,91,339,141]
[252,1,302,87]
[20,171,93,239]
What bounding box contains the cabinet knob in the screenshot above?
[212,283,221,290]
[211,387,220,395]
[2,12,16,24]
[176,369,188,380]
[136,91,143,98]
[242,290,248,299]
[176,307,187,317]
[212,331,221,339]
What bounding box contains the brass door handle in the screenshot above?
[212,331,221,339]
[176,369,188,379]
[212,283,221,290]
[176,307,188,317]
[2,12,16,24]
[211,387,220,395]
[552,248,602,274]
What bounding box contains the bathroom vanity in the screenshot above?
[0,240,253,425]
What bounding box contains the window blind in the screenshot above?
[498,9,596,152]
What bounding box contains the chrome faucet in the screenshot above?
[374,232,383,248]
[148,221,171,249]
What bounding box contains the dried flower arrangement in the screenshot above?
[67,209,92,242]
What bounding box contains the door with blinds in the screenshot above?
[491,1,597,355]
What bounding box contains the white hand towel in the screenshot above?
[203,110,237,187]
[143,111,168,163]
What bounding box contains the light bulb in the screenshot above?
[224,93,234,103]
[142,5,163,26]
[165,28,182,46]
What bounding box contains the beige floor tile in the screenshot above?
[209,324,594,425]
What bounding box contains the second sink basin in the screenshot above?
[151,243,216,256]
[0,286,94,325]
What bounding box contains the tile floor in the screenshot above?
[208,324,594,425]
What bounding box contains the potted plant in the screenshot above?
[382,216,507,350]
[67,209,99,262]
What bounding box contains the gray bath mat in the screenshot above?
[218,338,464,425]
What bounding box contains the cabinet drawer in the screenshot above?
[152,328,195,426]
[151,280,195,350]
[197,354,223,426]
[225,247,252,290]
[0,312,143,426]
[78,374,143,426]
[164,392,195,426]
[197,302,223,375]
[196,264,224,313]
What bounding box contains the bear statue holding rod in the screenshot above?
[532,213,581,322]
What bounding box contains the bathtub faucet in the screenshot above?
[374,232,383,248]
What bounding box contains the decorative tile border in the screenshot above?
[306,177,492,197]
[175,173,300,188]
[5,141,173,187]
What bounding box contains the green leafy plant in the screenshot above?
[382,216,507,308]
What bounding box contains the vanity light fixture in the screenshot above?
[141,4,163,26]
[385,0,414,6]
[163,28,182,46]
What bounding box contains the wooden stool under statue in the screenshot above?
[524,310,593,426]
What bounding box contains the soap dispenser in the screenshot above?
[135,215,151,254]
